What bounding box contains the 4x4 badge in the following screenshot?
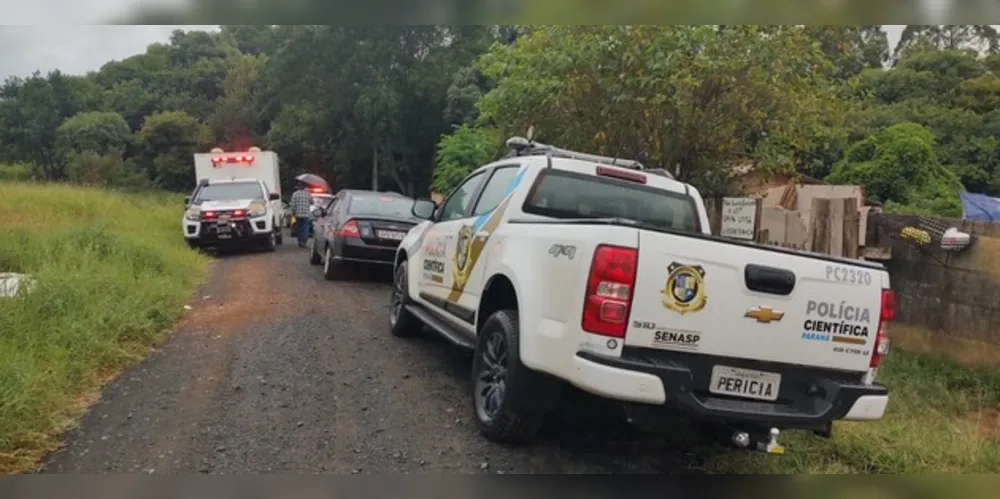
[745,306,785,324]
[662,262,707,315]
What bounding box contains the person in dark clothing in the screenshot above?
[289,181,313,247]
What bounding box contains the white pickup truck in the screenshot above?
[182,148,284,251]
[389,137,895,453]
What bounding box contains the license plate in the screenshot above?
[709,365,781,402]
[377,230,405,241]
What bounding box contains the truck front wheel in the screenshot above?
[471,309,545,443]
[389,261,420,337]
[263,231,277,252]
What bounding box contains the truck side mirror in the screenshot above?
[184,196,190,205]
[269,192,280,201]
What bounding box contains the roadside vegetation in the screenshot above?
[2,24,1000,473]
[695,348,1000,473]
[0,180,207,472]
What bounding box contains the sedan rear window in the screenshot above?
[347,194,416,219]
[523,169,700,232]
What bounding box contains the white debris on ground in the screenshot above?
[0,273,36,298]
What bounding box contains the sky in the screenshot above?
[0,25,912,80]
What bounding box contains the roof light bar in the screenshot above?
[504,136,662,176]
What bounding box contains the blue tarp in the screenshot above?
[960,191,1000,221]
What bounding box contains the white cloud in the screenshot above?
[2,0,185,24]
[0,25,217,80]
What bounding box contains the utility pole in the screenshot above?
[372,146,379,191]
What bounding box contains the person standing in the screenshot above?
[290,181,313,248]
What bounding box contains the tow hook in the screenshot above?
[760,428,785,455]
[731,427,785,455]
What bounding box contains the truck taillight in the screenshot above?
[871,289,895,368]
[339,219,360,238]
[582,245,638,338]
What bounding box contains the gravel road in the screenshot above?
[40,233,706,474]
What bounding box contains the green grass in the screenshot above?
[693,348,1000,473]
[0,180,207,473]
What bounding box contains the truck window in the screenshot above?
[523,169,700,232]
[440,171,487,221]
[472,166,520,216]
[193,182,265,203]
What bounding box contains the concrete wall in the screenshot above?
[869,213,1000,344]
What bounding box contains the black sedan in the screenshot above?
[308,190,421,280]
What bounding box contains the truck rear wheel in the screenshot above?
[471,309,545,443]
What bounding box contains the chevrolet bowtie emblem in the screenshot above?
[745,306,785,324]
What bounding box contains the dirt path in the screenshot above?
[41,234,702,473]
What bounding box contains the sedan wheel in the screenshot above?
[323,244,340,280]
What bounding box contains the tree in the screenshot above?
[210,53,267,149]
[432,125,500,194]
[64,151,149,189]
[476,25,847,195]
[134,111,211,191]
[55,111,132,159]
[827,123,963,216]
[857,49,1000,194]
[0,73,75,179]
[219,25,278,56]
[257,25,489,196]
[805,25,889,80]
[894,25,999,63]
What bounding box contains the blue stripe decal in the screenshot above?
[472,166,527,232]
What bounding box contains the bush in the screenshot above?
[64,152,151,190]
[0,163,33,182]
[0,182,207,472]
[432,124,500,194]
[827,122,963,216]
[699,349,1000,473]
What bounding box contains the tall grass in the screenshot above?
[698,348,1000,473]
[0,181,207,472]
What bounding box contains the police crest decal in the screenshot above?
[452,225,474,289]
[662,262,708,315]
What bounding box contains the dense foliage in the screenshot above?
[2,25,1000,213]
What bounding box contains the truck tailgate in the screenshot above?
[625,231,884,374]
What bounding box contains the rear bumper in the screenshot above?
[331,236,399,265]
[573,348,888,430]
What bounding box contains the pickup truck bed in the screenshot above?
[507,217,891,430]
